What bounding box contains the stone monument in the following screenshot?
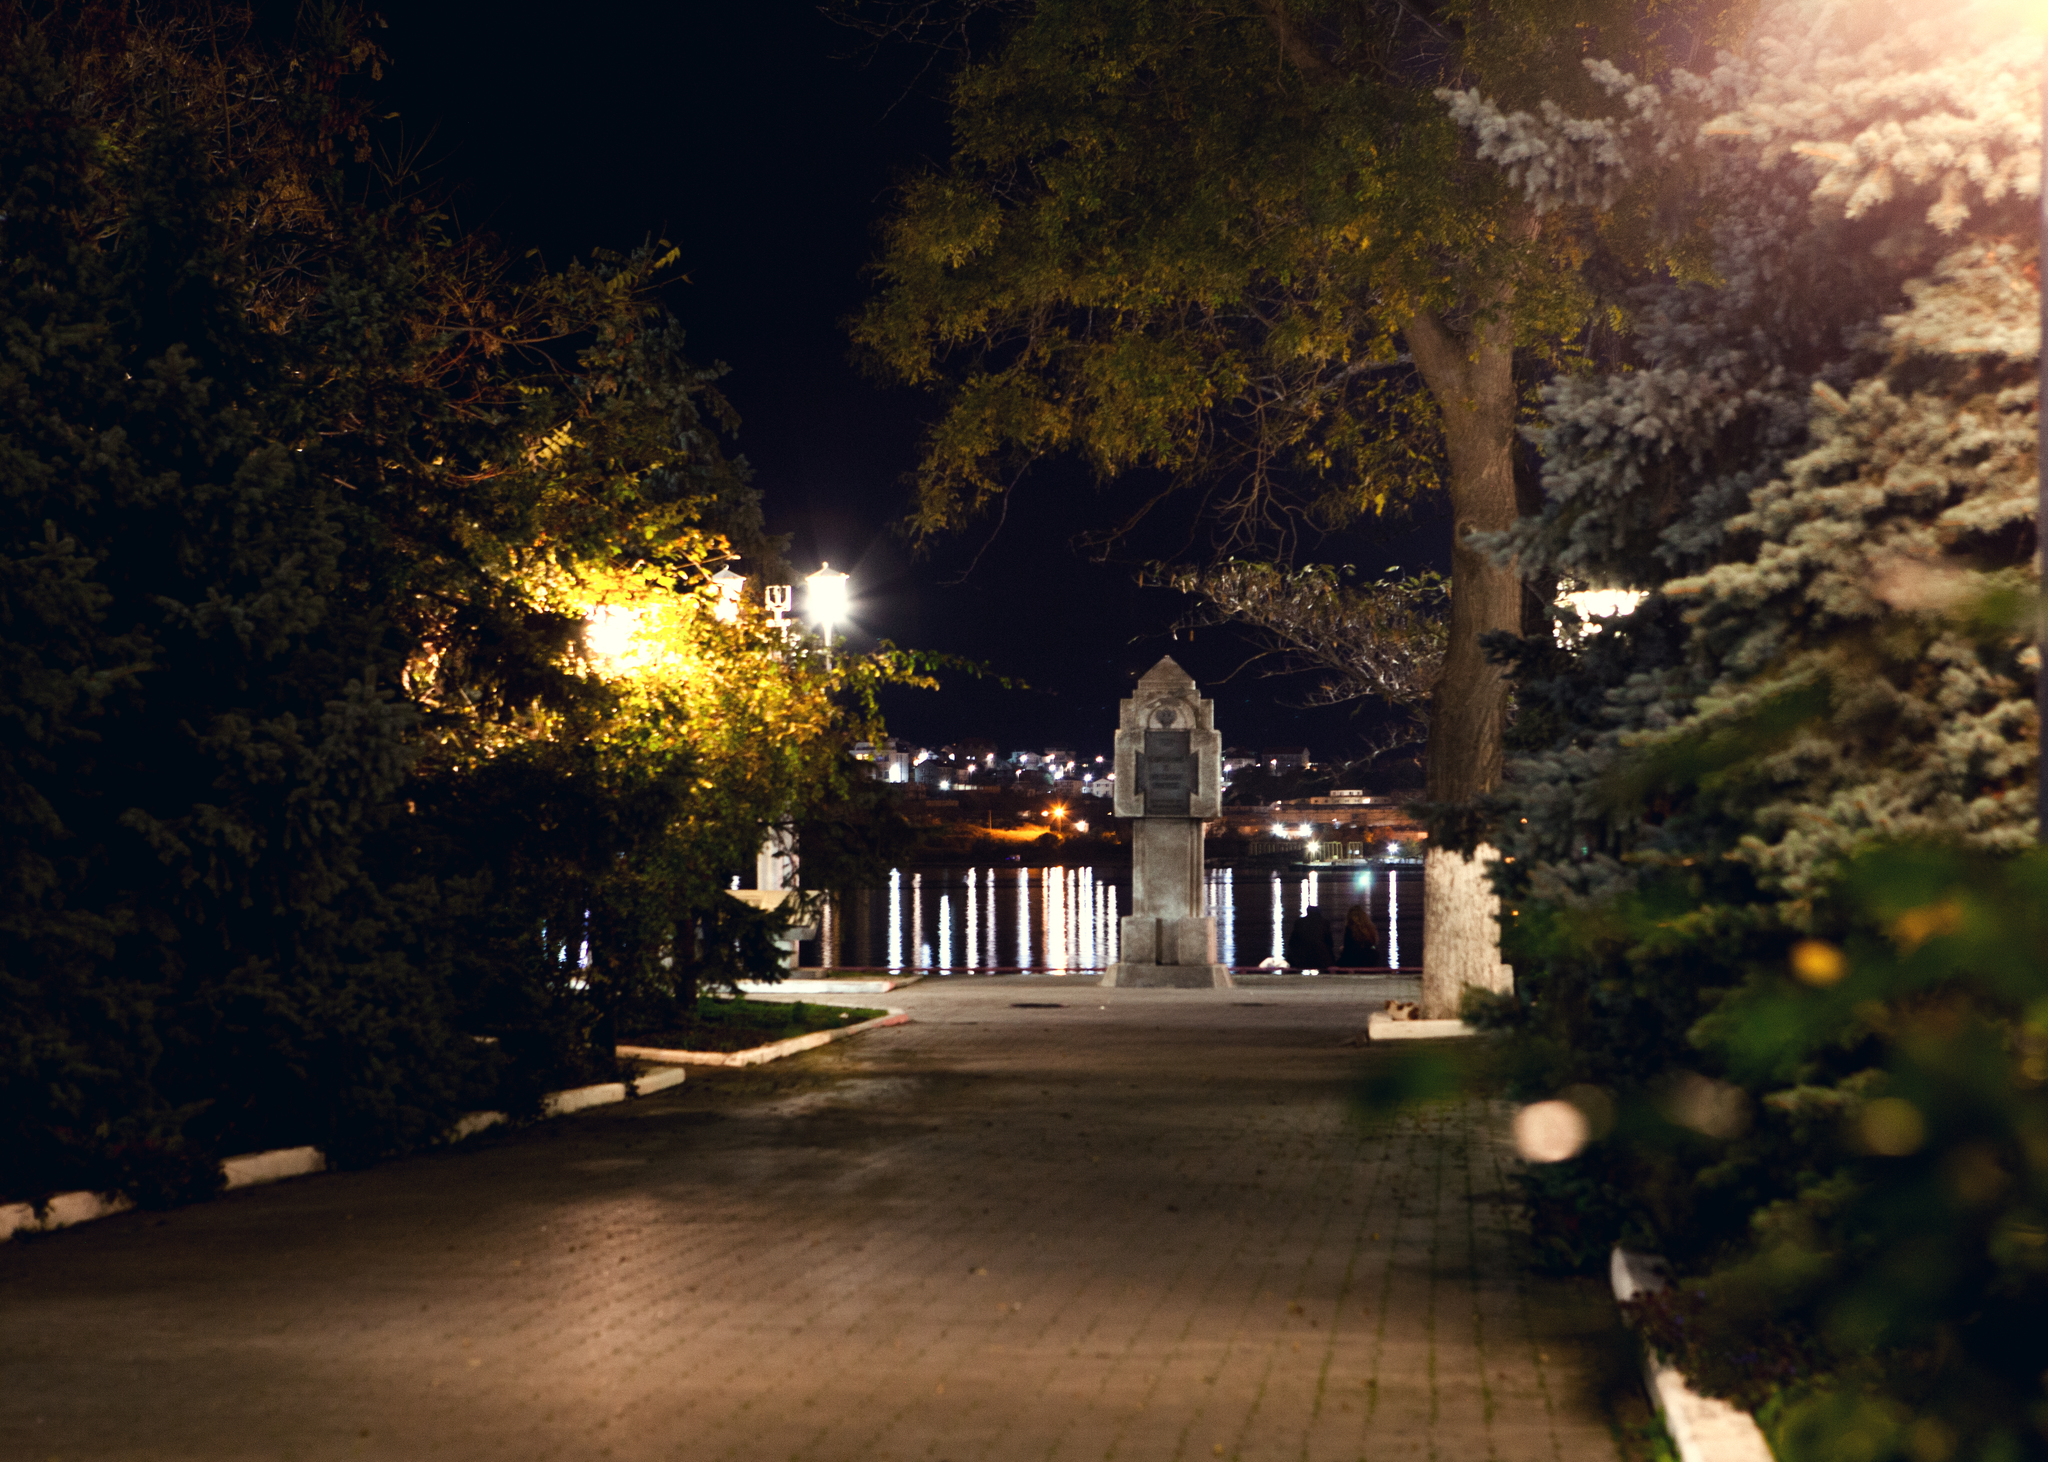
[1104,657,1233,989]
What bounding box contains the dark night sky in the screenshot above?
[367,1,1450,767]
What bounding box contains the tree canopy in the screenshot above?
[851,0,1741,1008]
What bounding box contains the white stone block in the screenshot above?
[1,1189,132,1242]
[447,1110,506,1141]
[542,1082,628,1117]
[221,1146,325,1190]
[1366,1013,1476,1040]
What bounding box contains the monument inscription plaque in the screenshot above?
[1141,729,1193,816]
[1105,657,1232,988]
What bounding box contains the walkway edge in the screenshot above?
[617,1009,912,1068]
[1611,1247,1776,1462]
[1,1056,702,1245]
[737,975,925,993]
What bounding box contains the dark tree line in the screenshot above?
[1,6,900,1206]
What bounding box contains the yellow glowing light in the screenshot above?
[584,604,651,671]
[1891,901,1964,953]
[1789,940,1848,986]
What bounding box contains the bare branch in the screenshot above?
[1163,560,1447,713]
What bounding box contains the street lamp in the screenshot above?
[806,562,850,668]
[710,565,744,624]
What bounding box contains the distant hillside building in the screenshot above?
[852,737,917,783]
[1263,747,1311,772]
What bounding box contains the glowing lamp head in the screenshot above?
[710,566,744,624]
[806,562,850,629]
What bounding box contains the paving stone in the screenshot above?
[0,978,1627,1462]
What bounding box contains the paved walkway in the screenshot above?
[1,978,1637,1462]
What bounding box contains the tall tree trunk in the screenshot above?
[1403,300,1521,1017]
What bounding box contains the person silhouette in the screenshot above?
[1285,905,1335,972]
[1339,901,1381,968]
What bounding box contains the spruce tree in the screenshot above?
[0,42,461,1199]
[1440,1,2042,1447]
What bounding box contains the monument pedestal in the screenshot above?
[1102,914,1234,988]
[1104,963,1234,989]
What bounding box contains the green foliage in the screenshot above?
[1459,0,2047,1449]
[0,11,916,1204]
[852,0,1749,822]
[0,35,474,1196]
[1636,845,2048,1461]
[854,0,1631,546]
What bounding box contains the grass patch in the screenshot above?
[623,998,887,1054]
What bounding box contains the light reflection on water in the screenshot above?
[802,863,1423,973]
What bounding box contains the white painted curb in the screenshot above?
[1611,1248,1775,1462]
[543,1081,628,1116]
[635,1066,688,1096]
[1,1061,693,1244]
[0,1189,133,1242]
[1366,1013,1477,1040]
[222,1146,325,1190]
[619,1009,911,1068]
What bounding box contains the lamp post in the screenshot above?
[710,565,744,624]
[806,562,850,669]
